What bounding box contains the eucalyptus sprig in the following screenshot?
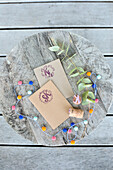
[49,39,95,105]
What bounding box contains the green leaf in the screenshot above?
[50,38,58,46]
[66,53,76,62]
[67,63,72,69]
[84,84,92,88]
[87,98,95,103]
[49,46,60,52]
[77,67,84,73]
[77,77,84,84]
[70,72,79,77]
[61,42,65,50]
[78,83,85,91]
[69,67,77,75]
[65,44,70,56]
[88,91,95,99]
[57,50,64,55]
[79,71,87,75]
[82,100,90,105]
[82,90,89,102]
[61,55,67,61]
[53,40,58,46]
[82,78,91,84]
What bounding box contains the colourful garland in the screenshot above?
[11,72,101,144]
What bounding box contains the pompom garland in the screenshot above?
[11,72,100,144]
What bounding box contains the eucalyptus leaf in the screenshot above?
[82,90,89,101]
[85,84,92,88]
[61,42,65,50]
[66,53,76,62]
[82,100,90,105]
[88,91,95,99]
[77,77,84,84]
[87,98,95,103]
[49,46,60,52]
[78,83,85,91]
[67,63,72,69]
[82,78,91,84]
[50,38,57,46]
[77,67,84,72]
[57,50,64,55]
[54,40,58,46]
[69,67,77,75]
[65,44,70,56]
[70,72,79,77]
[79,71,87,75]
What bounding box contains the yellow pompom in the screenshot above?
[89,109,93,114]
[87,72,91,76]
[17,95,22,100]
[71,140,75,145]
[42,126,46,131]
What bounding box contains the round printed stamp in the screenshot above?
[39,90,53,104]
[41,65,55,78]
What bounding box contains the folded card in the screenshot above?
[34,59,74,98]
[29,80,72,129]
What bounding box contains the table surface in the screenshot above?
[0,30,113,146]
[0,0,113,169]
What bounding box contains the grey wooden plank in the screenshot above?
[0,0,113,2]
[1,116,113,144]
[1,29,113,55]
[1,0,113,2]
[0,146,113,170]
[0,3,113,28]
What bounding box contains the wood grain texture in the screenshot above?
[1,29,113,55]
[0,56,113,113]
[1,0,113,3]
[0,31,112,146]
[1,146,113,170]
[1,116,113,145]
[0,3,113,28]
[0,117,34,144]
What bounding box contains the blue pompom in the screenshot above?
[63,128,67,133]
[92,84,96,88]
[71,122,75,126]
[19,115,24,119]
[29,81,33,85]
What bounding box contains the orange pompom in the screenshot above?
[17,95,22,100]
[42,126,46,131]
[87,72,91,76]
[89,109,93,114]
[71,140,75,145]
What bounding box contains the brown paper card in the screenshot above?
[29,80,72,129]
[34,59,74,98]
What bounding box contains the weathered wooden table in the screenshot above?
[1,1,113,169]
[1,31,113,146]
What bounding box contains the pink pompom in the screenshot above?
[95,99,99,103]
[12,105,15,110]
[52,136,56,141]
[68,129,72,134]
[18,81,22,85]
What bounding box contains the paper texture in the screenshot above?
[34,59,74,98]
[29,80,72,129]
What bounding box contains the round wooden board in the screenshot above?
[0,31,113,146]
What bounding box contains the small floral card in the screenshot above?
[34,59,74,98]
[29,80,72,129]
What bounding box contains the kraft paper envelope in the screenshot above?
[34,59,74,98]
[29,80,72,129]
